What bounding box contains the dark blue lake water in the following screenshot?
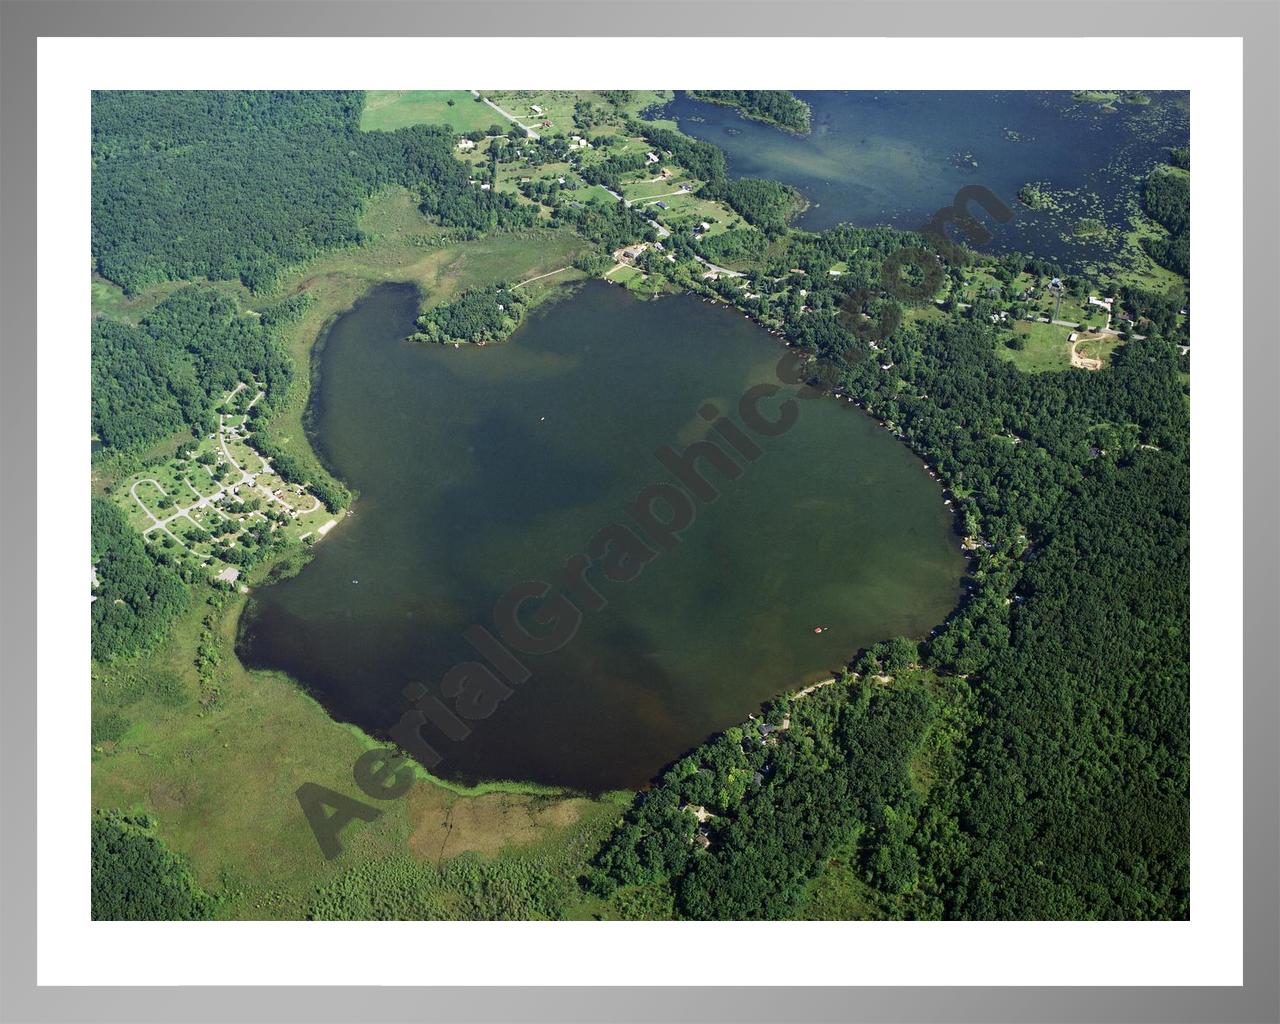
[657,90,1188,270]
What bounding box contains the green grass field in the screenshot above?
[482,90,673,138]
[92,275,251,324]
[997,320,1074,373]
[360,91,498,133]
[620,175,699,203]
[92,185,616,918]
[91,580,626,919]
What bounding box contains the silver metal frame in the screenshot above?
[1,2,1275,1020]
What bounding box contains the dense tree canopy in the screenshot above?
[1141,161,1190,277]
[92,812,214,920]
[91,286,291,453]
[698,227,769,265]
[592,678,939,919]
[89,90,1189,922]
[628,121,728,183]
[411,284,527,345]
[91,498,188,662]
[553,200,658,250]
[686,90,812,133]
[703,177,804,236]
[93,91,497,293]
[594,214,1190,920]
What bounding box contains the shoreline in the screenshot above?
[237,274,968,802]
[682,90,813,136]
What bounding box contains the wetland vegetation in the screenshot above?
[90,89,1190,922]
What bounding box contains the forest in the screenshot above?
[553,199,659,250]
[685,90,813,133]
[593,219,1190,920]
[91,498,188,663]
[91,286,292,453]
[92,811,213,920]
[702,177,804,236]
[92,90,522,293]
[410,284,527,345]
[89,90,1190,924]
[591,675,943,918]
[1141,158,1191,277]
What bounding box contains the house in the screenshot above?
[655,200,669,209]
[530,104,543,115]
[645,151,659,164]
[456,138,476,151]
[480,182,491,190]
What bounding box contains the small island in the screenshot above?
[88,88,1190,928]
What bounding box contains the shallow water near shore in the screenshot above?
[238,280,965,791]
[660,90,1189,270]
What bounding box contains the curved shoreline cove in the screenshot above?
[237,280,965,792]
[661,90,1190,268]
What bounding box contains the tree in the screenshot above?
[92,812,214,920]
[91,498,188,662]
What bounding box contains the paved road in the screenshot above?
[694,255,745,278]
[471,90,540,140]
[596,184,628,205]
[131,385,321,550]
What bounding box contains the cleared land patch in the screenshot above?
[360,90,498,134]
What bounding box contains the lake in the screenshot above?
[658,91,1189,270]
[238,281,965,791]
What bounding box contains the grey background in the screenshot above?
[1,1,1275,1021]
